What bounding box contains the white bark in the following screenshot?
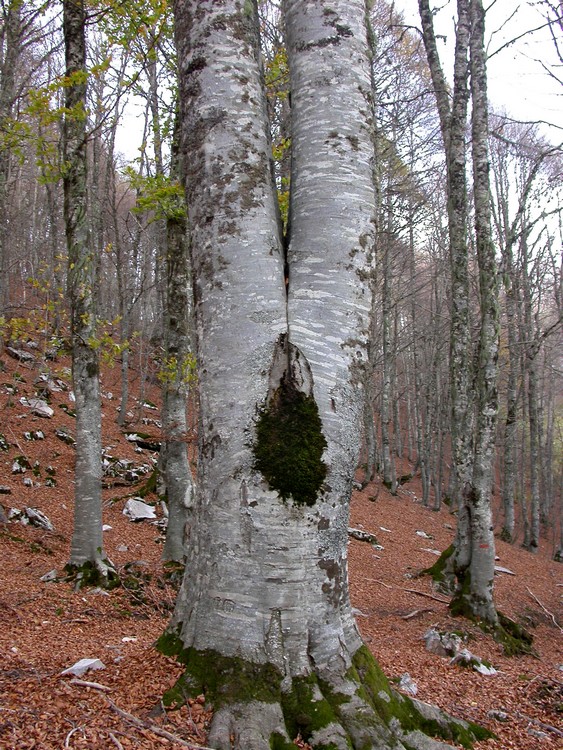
[168,2,485,747]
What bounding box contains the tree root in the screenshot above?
[64,556,119,590]
[158,637,493,750]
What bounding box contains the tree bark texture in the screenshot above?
[0,0,22,315]
[63,0,108,576]
[419,0,473,518]
[166,1,485,748]
[162,115,195,563]
[460,0,499,625]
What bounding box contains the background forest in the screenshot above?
[0,0,562,748]
[0,0,560,553]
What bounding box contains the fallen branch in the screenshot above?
[402,608,434,620]
[403,588,450,604]
[348,527,379,545]
[365,578,393,589]
[365,578,449,603]
[70,678,112,692]
[526,587,562,631]
[108,733,124,750]
[107,697,213,749]
[515,710,563,738]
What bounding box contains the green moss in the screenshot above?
[137,467,159,498]
[281,674,346,743]
[422,543,454,583]
[64,559,120,590]
[158,644,283,710]
[253,375,327,506]
[494,613,535,657]
[352,646,492,748]
[155,628,185,658]
[269,733,298,750]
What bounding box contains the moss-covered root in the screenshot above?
[494,613,535,657]
[156,636,492,750]
[351,646,493,750]
[64,557,119,590]
[420,544,456,594]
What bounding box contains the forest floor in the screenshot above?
[0,342,561,750]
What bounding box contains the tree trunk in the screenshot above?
[419,0,473,555]
[161,113,195,563]
[454,0,499,626]
[165,2,485,748]
[63,0,112,582]
[0,0,22,315]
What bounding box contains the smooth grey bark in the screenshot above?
[161,114,194,563]
[521,247,541,551]
[418,0,473,579]
[462,0,499,625]
[0,0,22,315]
[63,0,111,579]
[167,2,476,748]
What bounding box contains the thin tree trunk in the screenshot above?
[0,0,22,316]
[457,0,499,625]
[63,0,112,581]
[161,113,195,563]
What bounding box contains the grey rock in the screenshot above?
[7,346,34,363]
[123,497,156,521]
[60,658,106,677]
[399,672,418,695]
[487,710,510,722]
[24,507,54,531]
[40,569,58,583]
[424,628,463,658]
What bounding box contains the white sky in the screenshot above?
[394,0,563,138]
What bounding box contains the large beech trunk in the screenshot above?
[165,2,488,748]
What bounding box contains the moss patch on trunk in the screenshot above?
[253,374,327,506]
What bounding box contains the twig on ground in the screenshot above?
[526,587,563,631]
[365,578,393,589]
[402,588,450,603]
[108,732,124,750]
[402,608,434,620]
[366,578,449,603]
[64,726,83,747]
[70,678,112,692]
[107,697,213,749]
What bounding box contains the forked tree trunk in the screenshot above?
[63,0,112,581]
[164,2,485,748]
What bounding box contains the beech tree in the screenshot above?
[63,0,113,582]
[160,2,487,748]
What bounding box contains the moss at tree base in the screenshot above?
[420,544,456,596]
[352,645,492,748]
[156,635,492,748]
[64,558,120,590]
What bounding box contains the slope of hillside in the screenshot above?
[0,343,561,749]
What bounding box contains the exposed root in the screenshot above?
[64,556,119,590]
[158,638,492,750]
[208,701,292,750]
